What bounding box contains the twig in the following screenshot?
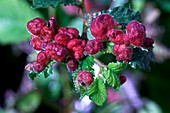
[94,57,106,68]
[79,0,88,40]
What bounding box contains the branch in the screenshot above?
[79,0,88,40]
[94,57,106,68]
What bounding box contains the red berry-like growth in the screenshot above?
[113,44,133,62]
[36,51,48,65]
[30,35,45,50]
[51,44,67,62]
[40,26,55,42]
[90,14,118,40]
[72,45,84,60]
[119,75,126,85]
[67,38,86,60]
[54,33,71,47]
[27,18,46,36]
[33,61,45,72]
[126,20,145,46]
[85,39,104,55]
[143,37,154,47]
[76,71,93,86]
[58,27,79,39]
[48,16,58,31]
[66,58,78,71]
[108,29,124,44]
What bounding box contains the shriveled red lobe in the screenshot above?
[143,37,154,47]
[85,39,104,55]
[90,14,119,40]
[66,58,78,71]
[76,71,93,86]
[126,20,145,46]
[40,26,55,42]
[113,44,133,62]
[27,18,46,36]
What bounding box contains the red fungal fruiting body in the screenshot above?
[113,44,133,62]
[58,27,79,39]
[67,28,79,38]
[30,35,44,50]
[27,18,46,36]
[66,38,86,60]
[90,14,118,40]
[45,43,67,62]
[76,71,93,86]
[73,51,84,60]
[85,39,104,55]
[67,39,86,50]
[108,29,124,44]
[40,26,55,42]
[119,75,126,85]
[66,58,78,71]
[143,37,154,47]
[126,20,145,46]
[58,27,67,33]
[45,43,55,59]
[51,44,67,62]
[72,45,84,60]
[33,61,45,72]
[36,51,48,65]
[54,33,71,47]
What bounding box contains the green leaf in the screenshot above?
[31,0,79,9]
[89,78,107,106]
[86,80,98,96]
[0,0,43,45]
[29,72,37,81]
[103,62,126,89]
[103,68,116,88]
[107,62,127,74]
[43,64,53,78]
[129,47,155,71]
[81,56,94,70]
[101,42,114,54]
[110,6,141,25]
[78,55,94,75]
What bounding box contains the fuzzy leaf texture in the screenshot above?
[31,0,78,8]
[107,62,127,74]
[101,42,114,54]
[86,79,98,96]
[103,62,127,89]
[89,78,107,106]
[80,55,94,74]
[129,48,155,71]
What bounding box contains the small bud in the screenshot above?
[119,75,126,85]
[76,71,93,86]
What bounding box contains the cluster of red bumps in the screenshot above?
[90,14,154,62]
[26,14,154,86]
[27,17,85,72]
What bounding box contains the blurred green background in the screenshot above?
[0,0,170,113]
